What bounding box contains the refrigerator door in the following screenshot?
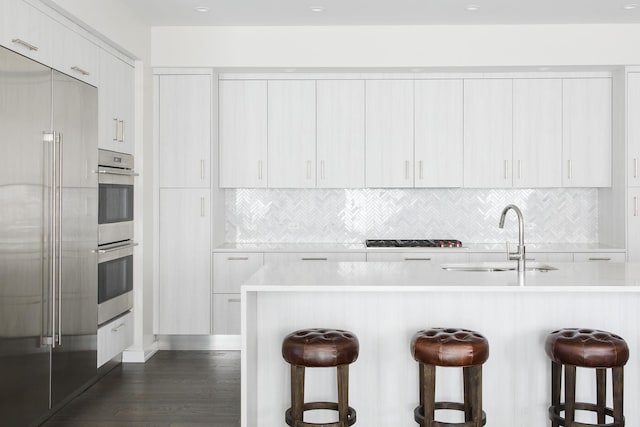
[50,70,98,407]
[0,47,52,426]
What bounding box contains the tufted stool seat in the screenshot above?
[545,328,629,427]
[411,328,489,427]
[282,328,359,427]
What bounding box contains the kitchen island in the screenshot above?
[241,261,640,427]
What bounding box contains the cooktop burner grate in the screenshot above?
[365,239,463,248]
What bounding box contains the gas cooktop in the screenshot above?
[365,239,463,248]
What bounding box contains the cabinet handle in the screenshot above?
[588,257,611,261]
[568,160,572,180]
[70,66,90,76]
[301,257,327,261]
[419,160,424,180]
[525,257,536,261]
[113,118,118,141]
[634,158,638,179]
[405,160,410,180]
[227,257,249,261]
[518,160,522,180]
[306,160,312,179]
[404,258,432,261]
[320,160,325,180]
[200,197,205,217]
[634,196,638,217]
[119,120,125,142]
[504,160,509,179]
[12,38,38,51]
[111,323,126,332]
[229,298,241,303]
[258,161,263,180]
[200,160,205,180]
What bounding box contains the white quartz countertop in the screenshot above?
[214,242,624,253]
[242,261,640,291]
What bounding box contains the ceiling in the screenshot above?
[126,0,640,26]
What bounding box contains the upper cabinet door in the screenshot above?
[628,73,640,188]
[219,80,267,188]
[158,74,211,188]
[513,79,562,188]
[52,22,98,86]
[98,50,134,154]
[562,78,611,187]
[316,80,365,188]
[0,0,53,66]
[365,80,414,188]
[414,79,463,188]
[463,79,513,188]
[267,80,316,188]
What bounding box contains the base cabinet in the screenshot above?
[212,294,242,335]
[97,312,134,367]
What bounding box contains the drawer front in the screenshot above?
[213,252,264,293]
[367,252,469,263]
[469,252,573,263]
[97,311,133,367]
[573,252,626,262]
[212,294,241,335]
[264,252,366,263]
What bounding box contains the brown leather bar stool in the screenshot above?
[282,328,359,427]
[411,327,489,427]
[545,328,629,427]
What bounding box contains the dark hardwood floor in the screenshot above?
[41,351,240,427]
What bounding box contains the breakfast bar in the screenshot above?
[241,261,640,427]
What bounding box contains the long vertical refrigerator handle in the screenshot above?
[56,133,63,346]
[44,132,56,348]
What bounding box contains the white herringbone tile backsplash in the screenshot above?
[225,188,598,244]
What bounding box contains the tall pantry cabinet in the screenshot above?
[156,72,212,334]
[628,72,640,261]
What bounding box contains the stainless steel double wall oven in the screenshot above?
[97,149,136,325]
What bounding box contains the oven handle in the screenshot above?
[94,169,139,177]
[95,242,138,254]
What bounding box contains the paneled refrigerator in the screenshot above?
[0,46,98,426]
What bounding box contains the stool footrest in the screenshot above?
[414,401,487,427]
[549,403,625,427]
[285,401,357,427]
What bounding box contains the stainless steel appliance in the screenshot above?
[365,239,463,248]
[0,46,98,426]
[98,149,135,245]
[98,241,135,324]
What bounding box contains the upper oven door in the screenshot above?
[98,167,134,244]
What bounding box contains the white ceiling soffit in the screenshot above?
[127,0,640,26]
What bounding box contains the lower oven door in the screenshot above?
[98,241,135,325]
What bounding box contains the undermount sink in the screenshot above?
[441,262,558,272]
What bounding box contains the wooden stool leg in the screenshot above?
[596,368,606,424]
[551,362,561,427]
[337,364,349,427]
[464,365,482,427]
[291,365,305,426]
[612,366,624,425]
[421,363,436,427]
[564,365,576,427]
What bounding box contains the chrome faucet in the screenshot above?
[499,204,526,273]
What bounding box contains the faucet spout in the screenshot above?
[498,204,526,273]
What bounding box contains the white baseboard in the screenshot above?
[157,334,241,350]
[122,340,159,363]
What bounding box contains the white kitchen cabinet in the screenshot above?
[98,49,134,154]
[158,74,211,188]
[212,294,241,335]
[264,252,366,263]
[628,73,640,187]
[267,80,316,188]
[573,252,626,262]
[316,80,365,188]
[628,188,640,261]
[213,252,264,293]
[365,80,414,188]
[513,79,563,188]
[366,252,469,263]
[52,22,98,86]
[463,79,513,188]
[414,79,463,188]
[562,78,611,187]
[158,189,211,335]
[97,311,133,367]
[219,80,268,188]
[0,0,53,66]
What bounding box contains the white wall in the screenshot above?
[151,24,640,67]
[47,0,157,361]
